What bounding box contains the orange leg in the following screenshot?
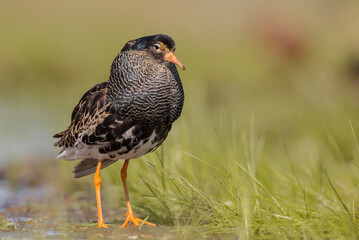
[94,159,109,228]
[120,159,156,228]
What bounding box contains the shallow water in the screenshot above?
[0,183,180,239]
[0,176,180,239]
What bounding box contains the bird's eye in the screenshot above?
[154,44,161,50]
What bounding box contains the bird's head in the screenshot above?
[121,34,185,70]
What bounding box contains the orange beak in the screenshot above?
[165,52,186,70]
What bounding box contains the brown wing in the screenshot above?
[53,82,110,148]
[54,81,168,161]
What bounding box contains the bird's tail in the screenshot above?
[73,158,118,178]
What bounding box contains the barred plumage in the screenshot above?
[54,34,184,177]
[53,34,185,228]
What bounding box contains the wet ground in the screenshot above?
[0,166,178,239]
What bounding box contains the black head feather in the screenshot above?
[121,34,176,53]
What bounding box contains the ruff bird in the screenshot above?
[54,34,185,228]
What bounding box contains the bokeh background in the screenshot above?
[2,0,359,163]
[2,0,359,238]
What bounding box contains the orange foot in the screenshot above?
[98,222,110,228]
[120,212,156,228]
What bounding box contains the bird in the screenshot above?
[53,34,185,228]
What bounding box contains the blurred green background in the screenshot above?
[2,0,359,238]
[1,0,359,163]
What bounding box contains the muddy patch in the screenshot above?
[0,177,175,239]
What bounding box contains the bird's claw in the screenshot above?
[120,212,156,228]
[97,222,110,228]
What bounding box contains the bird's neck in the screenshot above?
[106,51,183,124]
[107,51,154,106]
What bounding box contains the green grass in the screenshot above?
[87,78,359,238]
[104,101,359,239]
[2,0,359,239]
